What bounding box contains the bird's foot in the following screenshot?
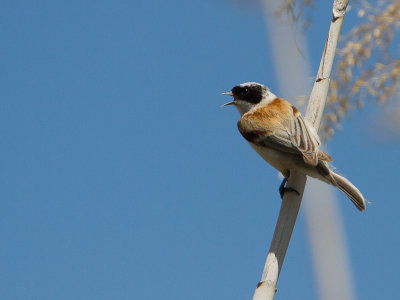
[279,178,300,199]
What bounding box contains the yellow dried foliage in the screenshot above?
[270,0,400,141]
[321,1,400,141]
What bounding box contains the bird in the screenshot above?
[222,82,366,211]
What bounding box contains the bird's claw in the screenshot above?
[280,187,300,198]
[279,178,300,199]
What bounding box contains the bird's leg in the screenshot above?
[279,177,288,198]
[279,177,300,199]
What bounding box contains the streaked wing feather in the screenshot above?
[293,116,319,166]
[237,99,330,167]
[255,115,322,166]
[256,132,302,155]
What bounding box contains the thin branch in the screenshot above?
[252,1,349,299]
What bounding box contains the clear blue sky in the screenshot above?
[1,1,399,299]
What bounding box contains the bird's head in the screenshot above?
[221,82,276,115]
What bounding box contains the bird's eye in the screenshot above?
[243,88,249,95]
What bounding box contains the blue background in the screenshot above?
[1,1,399,299]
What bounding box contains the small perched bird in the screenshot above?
[222,82,366,211]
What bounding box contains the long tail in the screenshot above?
[330,171,366,211]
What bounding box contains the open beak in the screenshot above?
[221,101,235,107]
[221,91,235,107]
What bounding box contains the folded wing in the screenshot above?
[237,98,332,166]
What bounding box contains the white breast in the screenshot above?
[250,143,290,173]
